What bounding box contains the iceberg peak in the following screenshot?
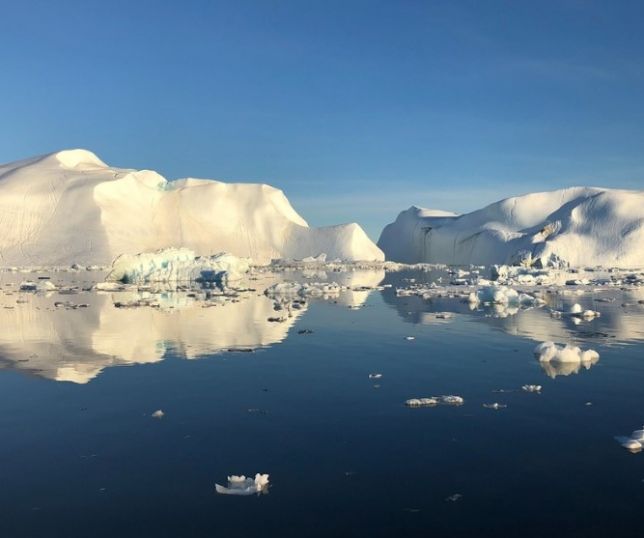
[53,149,107,169]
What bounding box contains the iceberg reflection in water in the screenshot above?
[0,268,385,383]
[1,266,644,382]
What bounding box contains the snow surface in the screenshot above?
[378,187,644,268]
[0,149,383,266]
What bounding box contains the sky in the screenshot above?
[1,0,643,240]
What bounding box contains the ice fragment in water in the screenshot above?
[215,473,270,495]
[405,398,439,407]
[151,409,164,419]
[522,384,542,393]
[482,403,506,410]
[615,436,642,452]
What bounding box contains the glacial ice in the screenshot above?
[215,473,270,495]
[533,342,600,364]
[379,187,644,268]
[105,248,250,285]
[0,149,383,266]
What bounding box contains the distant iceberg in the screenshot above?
[378,187,644,268]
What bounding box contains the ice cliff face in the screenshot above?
[378,187,644,268]
[0,149,384,265]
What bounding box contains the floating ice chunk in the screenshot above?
[369,373,383,379]
[522,384,542,393]
[482,403,507,410]
[445,493,463,502]
[215,473,270,495]
[533,342,600,365]
[405,336,416,341]
[470,286,535,307]
[631,428,644,442]
[94,281,128,291]
[19,280,56,292]
[151,409,164,419]
[405,398,439,407]
[106,248,249,285]
[264,281,341,298]
[569,303,583,314]
[440,395,464,406]
[615,436,642,452]
[581,309,600,319]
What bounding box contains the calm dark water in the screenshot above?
[0,271,643,537]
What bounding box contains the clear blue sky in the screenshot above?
[1,0,643,239]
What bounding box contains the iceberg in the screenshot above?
[215,474,269,495]
[0,149,383,266]
[533,341,599,364]
[378,187,644,268]
[105,248,249,285]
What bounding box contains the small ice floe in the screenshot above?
[405,398,439,407]
[615,436,642,453]
[522,384,542,393]
[468,286,535,307]
[151,409,164,419]
[482,403,507,410]
[19,280,56,292]
[265,281,341,299]
[440,395,464,406]
[631,428,644,442]
[405,395,464,407]
[435,312,453,320]
[533,342,599,367]
[215,473,270,495]
[405,336,416,341]
[565,303,600,319]
[445,493,463,502]
[569,303,583,314]
[369,373,383,380]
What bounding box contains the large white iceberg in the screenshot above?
[0,149,384,266]
[378,187,644,268]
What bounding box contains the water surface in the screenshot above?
[0,269,643,537]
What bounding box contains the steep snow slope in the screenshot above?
[378,187,644,268]
[0,149,383,265]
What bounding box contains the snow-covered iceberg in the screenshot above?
[378,187,644,268]
[0,149,383,266]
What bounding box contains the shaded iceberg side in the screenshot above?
[378,187,644,268]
